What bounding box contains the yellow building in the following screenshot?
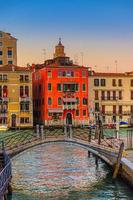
[88,71,133,126]
[0,31,17,67]
[0,64,33,129]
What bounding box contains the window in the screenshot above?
[75,84,78,91]
[83,110,86,116]
[95,90,99,100]
[95,103,99,112]
[48,70,52,77]
[66,71,74,77]
[3,86,7,97]
[76,97,79,104]
[0,51,2,56]
[0,75,2,81]
[119,105,122,114]
[101,79,106,86]
[7,48,12,58]
[0,86,2,97]
[25,75,29,81]
[48,97,52,105]
[0,42,2,46]
[131,105,133,113]
[25,86,29,97]
[131,91,133,100]
[102,105,105,114]
[107,91,110,100]
[0,61,3,65]
[0,33,3,38]
[3,75,7,81]
[131,79,133,87]
[101,91,105,100]
[20,117,29,124]
[8,60,13,64]
[113,91,116,100]
[20,86,24,97]
[58,71,63,77]
[82,71,86,77]
[76,110,79,116]
[48,83,52,91]
[112,79,116,86]
[113,105,116,114]
[58,97,62,105]
[57,84,62,91]
[25,103,29,111]
[94,79,99,86]
[82,84,86,91]
[20,75,23,82]
[118,79,122,86]
[83,98,87,105]
[119,91,122,100]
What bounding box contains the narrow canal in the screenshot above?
[8,143,132,200]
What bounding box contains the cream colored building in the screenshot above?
[0,64,33,128]
[88,71,133,125]
[0,31,17,66]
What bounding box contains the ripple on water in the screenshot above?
[9,143,133,200]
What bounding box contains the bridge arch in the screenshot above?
[9,139,116,167]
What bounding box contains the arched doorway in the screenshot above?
[66,113,72,125]
[11,114,16,128]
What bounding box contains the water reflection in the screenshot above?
[9,143,132,200]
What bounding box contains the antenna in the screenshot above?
[81,52,84,66]
[74,54,79,65]
[43,49,46,63]
[115,60,118,73]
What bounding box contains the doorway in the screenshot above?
[11,114,16,128]
[66,113,72,125]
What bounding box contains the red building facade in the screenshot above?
[33,40,89,127]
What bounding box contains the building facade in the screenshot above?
[0,31,17,67]
[0,65,33,128]
[33,40,89,127]
[88,71,133,125]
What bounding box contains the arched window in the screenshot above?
[3,86,7,97]
[20,86,23,97]
[48,97,52,105]
[58,97,62,105]
[25,86,29,97]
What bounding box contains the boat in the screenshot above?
[0,125,9,131]
[119,121,129,128]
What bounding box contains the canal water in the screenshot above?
[8,143,132,200]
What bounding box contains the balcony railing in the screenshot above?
[0,97,9,102]
[20,79,30,82]
[101,96,121,101]
[63,104,77,110]
[19,97,31,102]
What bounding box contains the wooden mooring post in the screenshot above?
[113,142,124,179]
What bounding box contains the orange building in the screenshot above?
[33,40,89,127]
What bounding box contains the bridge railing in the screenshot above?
[0,141,12,196]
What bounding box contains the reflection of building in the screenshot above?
[88,71,133,125]
[33,40,89,126]
[0,31,17,66]
[0,65,33,128]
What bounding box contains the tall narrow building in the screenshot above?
[0,31,17,67]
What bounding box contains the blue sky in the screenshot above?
[0,0,133,71]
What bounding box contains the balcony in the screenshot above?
[19,79,30,83]
[63,104,77,110]
[0,97,9,102]
[101,96,121,101]
[0,110,8,117]
[63,98,77,103]
[19,97,31,102]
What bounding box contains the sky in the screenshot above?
[0,0,133,72]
